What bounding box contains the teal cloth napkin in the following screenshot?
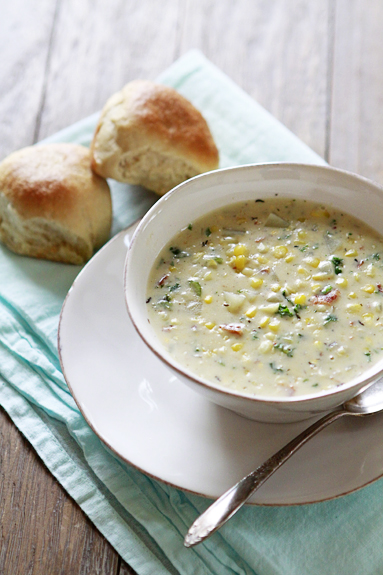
[1,50,382,575]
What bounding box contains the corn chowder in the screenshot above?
[146,198,383,397]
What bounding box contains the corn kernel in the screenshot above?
[231,343,243,352]
[245,306,257,318]
[259,316,270,328]
[206,259,218,269]
[345,249,358,257]
[271,283,281,292]
[346,303,363,313]
[258,243,268,253]
[204,295,213,304]
[205,321,215,329]
[297,230,307,239]
[169,265,176,272]
[362,313,374,324]
[312,272,330,281]
[285,254,295,263]
[260,303,280,314]
[204,271,212,280]
[311,208,330,218]
[257,255,269,264]
[336,346,347,356]
[268,319,280,332]
[348,292,357,299]
[234,244,248,256]
[298,267,311,278]
[294,293,307,305]
[362,285,375,294]
[304,257,320,268]
[311,284,322,293]
[235,255,247,271]
[336,277,348,288]
[258,340,273,353]
[365,264,376,278]
[273,245,288,258]
[314,340,323,349]
[242,267,254,277]
[251,278,263,289]
[353,272,361,282]
[265,332,276,340]
[210,225,219,232]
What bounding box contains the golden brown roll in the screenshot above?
[0,143,112,264]
[90,80,219,195]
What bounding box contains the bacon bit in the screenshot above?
[158,273,170,286]
[312,288,340,305]
[255,236,266,243]
[357,259,365,268]
[162,325,174,332]
[260,267,270,273]
[219,323,245,335]
[377,284,383,293]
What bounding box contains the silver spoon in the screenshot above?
[184,378,383,547]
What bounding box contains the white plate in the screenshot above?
[58,224,383,505]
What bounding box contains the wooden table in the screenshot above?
[1,1,383,572]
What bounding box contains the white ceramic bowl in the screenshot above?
[124,163,383,423]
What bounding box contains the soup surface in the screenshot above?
[146,198,383,397]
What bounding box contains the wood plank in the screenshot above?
[0,0,57,160]
[36,0,181,140]
[330,0,383,184]
[0,407,121,575]
[178,0,330,158]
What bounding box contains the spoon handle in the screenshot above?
[184,408,346,547]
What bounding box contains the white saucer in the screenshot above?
[58,224,383,505]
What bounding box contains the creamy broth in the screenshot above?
[146,198,383,397]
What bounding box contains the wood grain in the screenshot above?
[36,0,181,140]
[330,0,383,184]
[0,407,121,575]
[0,0,57,160]
[178,0,329,157]
[2,0,383,572]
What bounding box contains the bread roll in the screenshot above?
[90,80,219,195]
[0,143,112,264]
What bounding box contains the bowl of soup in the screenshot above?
[124,163,383,422]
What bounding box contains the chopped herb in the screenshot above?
[274,343,294,357]
[312,383,319,387]
[169,283,180,292]
[156,294,172,309]
[187,223,193,230]
[373,253,381,261]
[347,232,352,236]
[195,347,200,352]
[303,378,309,382]
[252,332,259,340]
[189,280,202,296]
[365,352,372,362]
[321,285,333,295]
[205,228,212,237]
[276,304,294,317]
[214,257,223,264]
[331,219,337,226]
[157,257,165,268]
[169,246,189,258]
[299,244,309,252]
[324,314,338,325]
[269,362,283,373]
[255,199,265,203]
[331,256,343,274]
